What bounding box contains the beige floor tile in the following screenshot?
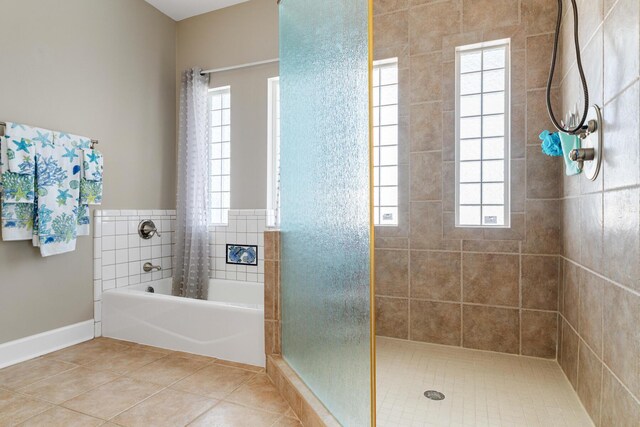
[46,340,128,365]
[171,352,217,363]
[19,366,119,404]
[0,389,52,425]
[171,364,256,399]
[214,359,264,373]
[18,406,103,426]
[112,388,216,427]
[225,374,291,415]
[85,347,165,374]
[61,377,162,420]
[189,401,280,427]
[272,415,303,427]
[0,357,76,390]
[129,343,174,354]
[126,354,209,386]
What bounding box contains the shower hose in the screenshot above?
[546,0,590,135]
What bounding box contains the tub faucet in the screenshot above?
[143,262,162,273]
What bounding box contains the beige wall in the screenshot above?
[177,0,279,209]
[558,0,640,424]
[0,0,177,343]
[373,0,564,358]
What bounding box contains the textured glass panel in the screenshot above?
[460,183,481,204]
[460,139,481,161]
[380,65,398,85]
[379,207,398,225]
[460,52,482,73]
[483,183,504,204]
[483,160,504,181]
[483,92,504,114]
[483,47,505,69]
[379,126,398,145]
[483,114,504,137]
[483,137,504,159]
[380,166,398,186]
[280,1,371,425]
[460,72,481,95]
[460,161,481,182]
[460,205,481,225]
[380,105,398,125]
[483,69,505,92]
[380,85,398,105]
[379,145,397,166]
[460,117,481,138]
[482,205,505,225]
[460,94,481,117]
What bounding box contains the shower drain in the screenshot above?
[424,390,445,401]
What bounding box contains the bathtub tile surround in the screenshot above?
[556,0,640,424]
[373,0,563,359]
[264,230,281,357]
[210,209,267,282]
[93,210,176,336]
[0,338,300,426]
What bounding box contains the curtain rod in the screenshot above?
[0,121,99,149]
[200,58,279,75]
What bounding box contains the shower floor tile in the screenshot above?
[0,338,301,427]
[376,337,594,427]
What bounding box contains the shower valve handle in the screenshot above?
[569,148,595,162]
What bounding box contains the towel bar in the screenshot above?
[0,121,99,149]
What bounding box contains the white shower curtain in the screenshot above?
[173,68,210,299]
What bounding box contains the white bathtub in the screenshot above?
[102,278,265,367]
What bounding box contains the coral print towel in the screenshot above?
[0,124,52,240]
[33,142,82,256]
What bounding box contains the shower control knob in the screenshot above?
[569,148,595,162]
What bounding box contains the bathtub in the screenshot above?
[102,278,265,367]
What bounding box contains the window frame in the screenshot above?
[267,77,280,228]
[372,57,400,227]
[208,85,232,226]
[454,39,511,229]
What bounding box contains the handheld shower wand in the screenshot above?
[546,0,590,135]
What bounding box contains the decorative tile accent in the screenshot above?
[210,209,267,282]
[92,209,176,336]
[226,244,258,266]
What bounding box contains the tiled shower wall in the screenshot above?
[373,0,565,358]
[558,0,640,424]
[209,209,267,282]
[93,210,176,336]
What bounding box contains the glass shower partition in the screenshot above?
[279,0,374,425]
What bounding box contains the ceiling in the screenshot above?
[145,0,251,21]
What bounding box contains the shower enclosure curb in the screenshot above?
[267,355,340,427]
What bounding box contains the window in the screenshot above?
[209,86,231,225]
[372,58,399,226]
[455,40,510,228]
[267,77,280,228]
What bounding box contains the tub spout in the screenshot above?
[143,262,162,273]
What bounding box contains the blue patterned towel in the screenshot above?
[4,123,46,176]
[53,131,92,236]
[34,143,81,256]
[80,148,103,206]
[1,135,35,240]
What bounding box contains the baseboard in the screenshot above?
[0,320,94,369]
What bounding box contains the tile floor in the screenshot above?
[0,338,300,426]
[376,337,594,427]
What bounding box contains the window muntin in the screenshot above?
[455,40,510,228]
[209,86,231,225]
[373,58,399,227]
[267,77,280,228]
